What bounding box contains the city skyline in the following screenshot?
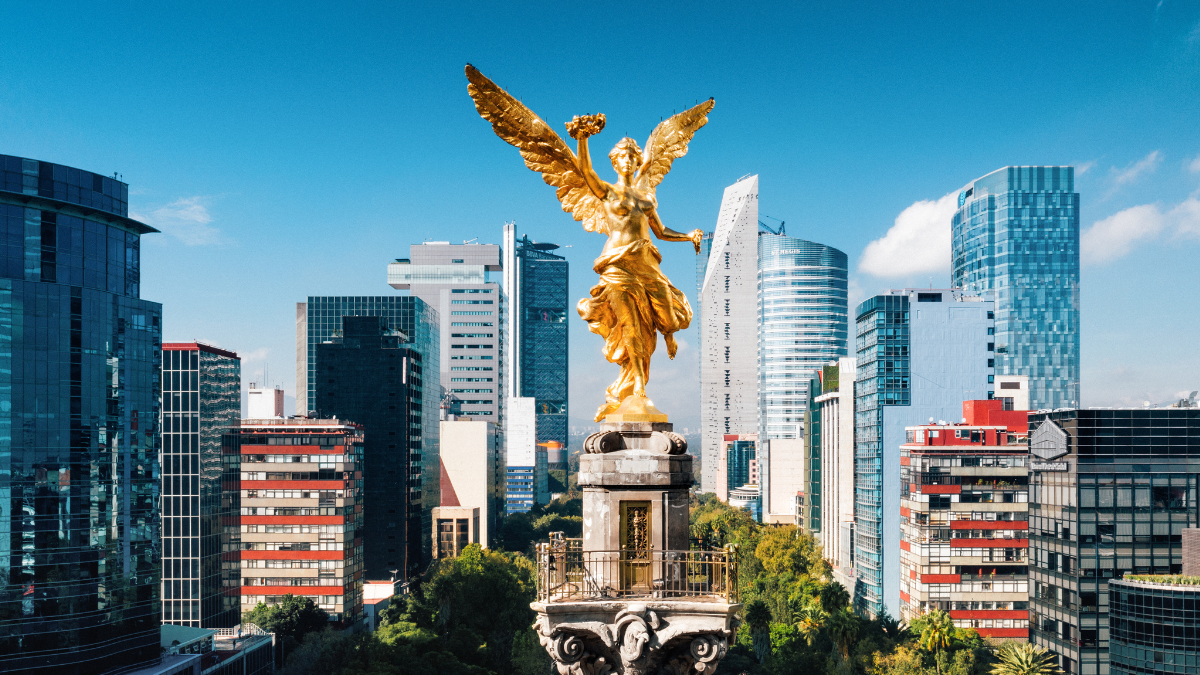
[2,4,1199,428]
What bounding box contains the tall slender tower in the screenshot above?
[952,166,1080,409]
[699,176,760,493]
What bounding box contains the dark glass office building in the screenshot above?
[296,296,440,571]
[507,234,568,447]
[1027,408,1200,675]
[0,154,163,673]
[314,316,431,579]
[161,342,241,628]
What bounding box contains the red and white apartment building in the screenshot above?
[899,399,1031,642]
[237,418,365,628]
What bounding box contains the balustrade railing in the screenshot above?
[535,539,738,603]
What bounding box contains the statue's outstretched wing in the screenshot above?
[466,65,607,233]
[636,99,715,193]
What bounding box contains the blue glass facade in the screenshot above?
[854,290,994,618]
[512,237,568,447]
[0,155,163,673]
[299,297,440,567]
[854,294,910,616]
[953,166,1079,410]
[757,235,848,440]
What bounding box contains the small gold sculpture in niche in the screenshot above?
[465,65,714,421]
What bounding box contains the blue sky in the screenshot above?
[2,2,1198,430]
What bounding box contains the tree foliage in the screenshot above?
[990,642,1061,675]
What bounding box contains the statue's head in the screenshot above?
[609,137,643,177]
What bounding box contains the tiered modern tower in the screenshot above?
[952,166,1080,410]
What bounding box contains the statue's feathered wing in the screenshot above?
[465,65,607,234]
[637,99,715,194]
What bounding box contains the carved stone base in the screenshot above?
[532,600,741,675]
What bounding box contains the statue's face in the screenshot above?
[611,148,639,176]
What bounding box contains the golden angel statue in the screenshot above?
[466,65,714,422]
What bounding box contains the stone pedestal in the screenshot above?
[533,399,741,675]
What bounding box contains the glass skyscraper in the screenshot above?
[0,154,164,673]
[757,234,848,440]
[160,343,241,629]
[953,166,1079,410]
[296,297,440,567]
[315,316,429,578]
[504,231,568,447]
[854,289,995,618]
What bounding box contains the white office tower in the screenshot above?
[246,383,284,418]
[699,175,760,493]
[815,357,857,590]
[433,419,502,555]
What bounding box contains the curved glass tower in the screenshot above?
[0,154,163,673]
[757,235,848,440]
[952,166,1079,409]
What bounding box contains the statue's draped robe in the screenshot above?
[578,239,693,409]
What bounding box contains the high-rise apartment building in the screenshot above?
[853,289,996,617]
[502,226,569,448]
[314,316,433,578]
[816,358,857,591]
[758,234,848,440]
[160,343,242,629]
[899,400,1031,642]
[433,419,502,556]
[388,242,503,421]
[237,418,365,630]
[699,176,760,492]
[952,166,1080,410]
[1026,408,1200,675]
[0,154,164,674]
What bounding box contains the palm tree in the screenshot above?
[819,581,850,614]
[825,608,859,662]
[743,599,772,664]
[794,602,828,647]
[917,609,953,675]
[991,641,1062,675]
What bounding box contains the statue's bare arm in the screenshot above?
[575,135,609,200]
[649,210,704,253]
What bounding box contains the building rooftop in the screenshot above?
[1116,575,1200,588]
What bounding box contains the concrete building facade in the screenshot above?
[817,357,857,590]
[899,400,1032,643]
[237,418,365,630]
[388,242,503,421]
[433,419,502,555]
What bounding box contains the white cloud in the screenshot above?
[133,196,223,245]
[1082,192,1200,264]
[1081,204,1167,265]
[1109,150,1162,187]
[1186,155,1200,173]
[1075,160,1096,176]
[857,192,957,278]
[1170,194,1200,238]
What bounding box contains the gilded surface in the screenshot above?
[465,65,714,421]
